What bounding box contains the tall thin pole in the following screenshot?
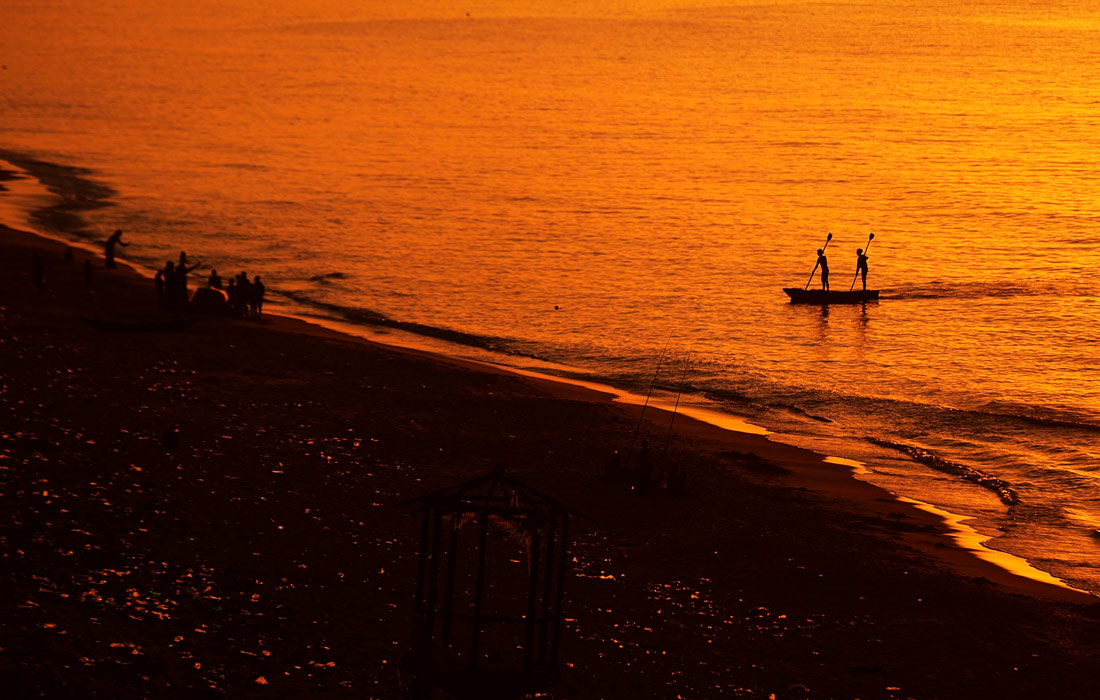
[469,511,490,669]
[523,528,542,673]
[663,348,692,454]
[538,525,557,664]
[550,517,570,666]
[623,332,673,469]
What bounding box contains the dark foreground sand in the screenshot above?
[2,222,1098,700]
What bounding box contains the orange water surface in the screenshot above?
[2,0,1098,591]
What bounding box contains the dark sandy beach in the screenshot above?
[2,218,1099,699]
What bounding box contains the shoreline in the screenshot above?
[1,155,1090,602]
[4,160,1100,698]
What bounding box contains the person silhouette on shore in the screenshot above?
[162,261,177,309]
[174,252,202,308]
[208,269,222,290]
[236,272,252,317]
[251,275,265,318]
[104,229,128,268]
[856,248,869,291]
[817,248,830,290]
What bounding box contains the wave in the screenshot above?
[0,149,116,238]
[976,402,1100,434]
[764,402,833,423]
[276,289,508,353]
[867,438,1018,506]
[308,272,349,283]
[883,278,1097,301]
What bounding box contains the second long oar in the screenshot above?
[663,348,692,454]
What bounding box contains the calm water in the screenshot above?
[3,0,1098,592]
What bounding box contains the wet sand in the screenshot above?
[2,221,1099,699]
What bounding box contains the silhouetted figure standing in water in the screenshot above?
[208,269,222,290]
[104,230,128,268]
[250,275,265,318]
[855,248,869,291]
[816,248,830,291]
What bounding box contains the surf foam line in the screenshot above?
[867,437,1018,506]
[897,497,1092,596]
[0,156,159,278]
[275,290,512,353]
[0,150,116,243]
[288,310,1097,599]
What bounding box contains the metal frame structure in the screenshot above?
[401,467,573,700]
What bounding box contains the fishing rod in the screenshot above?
[803,232,833,290]
[663,347,692,455]
[623,332,674,471]
[848,232,875,292]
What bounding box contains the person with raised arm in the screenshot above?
[104,229,128,268]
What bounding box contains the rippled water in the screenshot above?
[2,0,1098,591]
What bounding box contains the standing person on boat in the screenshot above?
[816,248,830,291]
[104,229,128,268]
[855,248,869,291]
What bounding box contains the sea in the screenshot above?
[2,0,1098,594]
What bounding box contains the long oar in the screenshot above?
[848,233,875,292]
[803,232,833,290]
[663,348,692,454]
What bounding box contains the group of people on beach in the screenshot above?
[154,252,203,310]
[206,268,266,318]
[812,245,869,291]
[106,231,266,318]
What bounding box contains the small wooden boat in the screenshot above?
[783,288,880,304]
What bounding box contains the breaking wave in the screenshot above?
[867,437,1018,506]
[277,289,508,352]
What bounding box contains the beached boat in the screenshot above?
[783,288,880,304]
